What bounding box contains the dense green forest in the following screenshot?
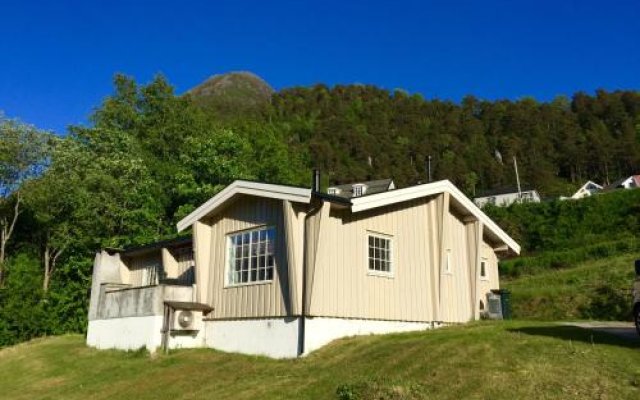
[0,73,639,346]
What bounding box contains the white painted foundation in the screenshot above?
[87,315,438,358]
[87,316,164,352]
[303,317,436,355]
[204,318,300,358]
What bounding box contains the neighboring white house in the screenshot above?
[560,180,603,200]
[604,175,640,191]
[87,174,520,358]
[473,187,541,208]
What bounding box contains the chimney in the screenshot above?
[312,169,321,192]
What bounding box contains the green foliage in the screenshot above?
[2,73,640,347]
[336,380,426,400]
[486,189,640,256]
[0,253,52,346]
[267,86,640,194]
[503,252,638,320]
[3,322,640,399]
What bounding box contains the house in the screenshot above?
[473,186,541,208]
[604,175,640,191]
[327,179,395,198]
[560,180,602,200]
[87,173,520,358]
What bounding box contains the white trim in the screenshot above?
[443,249,452,274]
[350,180,521,254]
[177,181,311,232]
[224,225,277,287]
[479,258,489,280]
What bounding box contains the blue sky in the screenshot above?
[1,0,638,133]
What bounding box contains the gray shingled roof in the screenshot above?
[328,179,395,198]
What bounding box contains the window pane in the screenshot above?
[228,227,277,285]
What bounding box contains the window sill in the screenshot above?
[224,280,274,289]
[367,271,394,279]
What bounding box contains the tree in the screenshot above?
[0,116,50,285]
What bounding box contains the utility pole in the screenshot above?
[513,156,522,203]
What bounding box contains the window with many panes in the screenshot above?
[368,233,392,275]
[227,226,275,285]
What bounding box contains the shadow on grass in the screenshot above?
[509,325,640,349]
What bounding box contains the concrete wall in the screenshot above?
[304,317,435,355]
[204,317,301,358]
[87,315,165,351]
[97,285,193,319]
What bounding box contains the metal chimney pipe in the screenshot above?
[312,169,321,192]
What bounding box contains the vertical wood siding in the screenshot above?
[205,195,293,319]
[125,253,161,286]
[477,239,500,311]
[307,197,436,322]
[438,210,473,323]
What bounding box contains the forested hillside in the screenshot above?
[261,84,640,196]
[0,72,639,346]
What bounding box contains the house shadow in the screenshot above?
[508,324,640,350]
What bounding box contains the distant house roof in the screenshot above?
[328,179,395,198]
[604,175,640,191]
[570,180,602,198]
[475,186,537,198]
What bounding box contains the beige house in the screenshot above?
[87,175,520,358]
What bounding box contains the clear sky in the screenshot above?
[1,0,638,133]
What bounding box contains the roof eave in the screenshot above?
[176,180,312,232]
[350,180,521,255]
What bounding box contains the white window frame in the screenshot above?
[352,184,367,197]
[480,257,489,280]
[444,249,452,274]
[225,225,276,287]
[366,231,394,278]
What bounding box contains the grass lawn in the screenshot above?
[503,252,639,320]
[0,321,639,399]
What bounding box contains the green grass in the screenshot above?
[503,252,639,320]
[0,321,639,399]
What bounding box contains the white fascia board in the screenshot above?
[350,180,521,254]
[177,181,311,232]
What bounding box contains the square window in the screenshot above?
[228,227,276,285]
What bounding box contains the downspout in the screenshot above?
[298,170,323,356]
